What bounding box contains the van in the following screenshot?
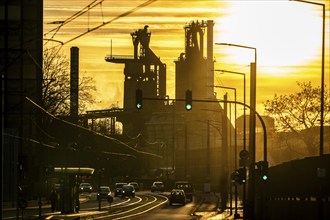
[174,181,193,201]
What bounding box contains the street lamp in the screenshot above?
[214,85,237,169]
[215,42,257,220]
[289,0,325,156]
[215,43,257,157]
[215,69,247,152]
[214,85,239,218]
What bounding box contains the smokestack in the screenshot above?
[70,46,79,124]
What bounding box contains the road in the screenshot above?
[2,191,202,220]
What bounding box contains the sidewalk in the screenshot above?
[2,199,51,211]
[2,195,90,212]
[193,192,243,220]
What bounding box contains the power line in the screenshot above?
[44,0,103,37]
[45,0,157,46]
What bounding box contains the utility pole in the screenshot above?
[247,62,257,219]
[220,94,229,211]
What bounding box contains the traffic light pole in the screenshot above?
[139,95,268,218]
[141,96,267,162]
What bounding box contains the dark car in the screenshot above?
[175,181,193,201]
[169,189,186,205]
[128,182,140,191]
[114,182,127,197]
[151,181,165,192]
[79,183,92,193]
[97,186,112,200]
[120,185,135,198]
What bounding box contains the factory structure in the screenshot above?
[85,20,235,190]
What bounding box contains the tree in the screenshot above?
[264,81,329,155]
[42,47,96,116]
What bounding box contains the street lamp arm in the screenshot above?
[289,0,325,7]
[213,85,237,92]
[214,69,246,76]
[215,43,256,51]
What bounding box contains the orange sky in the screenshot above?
[43,0,330,117]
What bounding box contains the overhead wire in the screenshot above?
[25,96,162,158]
[46,0,157,46]
[44,0,104,46]
[44,0,101,36]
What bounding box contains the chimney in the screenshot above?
[70,46,79,124]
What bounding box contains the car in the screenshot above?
[114,182,127,197]
[79,182,92,193]
[151,181,165,192]
[175,181,193,201]
[128,182,140,191]
[120,185,135,198]
[169,189,186,205]
[97,186,112,200]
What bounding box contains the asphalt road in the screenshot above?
[2,191,205,220]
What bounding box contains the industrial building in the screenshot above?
[99,21,235,190]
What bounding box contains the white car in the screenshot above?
[151,181,165,192]
[79,182,92,193]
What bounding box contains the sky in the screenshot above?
[43,0,330,117]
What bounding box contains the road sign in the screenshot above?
[239,150,249,159]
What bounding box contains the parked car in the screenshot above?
[175,181,193,201]
[120,184,135,198]
[151,181,165,192]
[169,189,186,205]
[114,182,127,197]
[128,182,140,191]
[97,186,112,200]
[79,182,92,193]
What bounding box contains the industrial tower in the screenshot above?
[105,25,167,137]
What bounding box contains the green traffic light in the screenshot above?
[135,89,143,110]
[185,90,192,111]
[262,175,268,181]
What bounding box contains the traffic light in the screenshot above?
[135,89,143,110]
[256,161,268,181]
[238,167,247,184]
[231,170,240,185]
[185,90,192,111]
[231,168,246,185]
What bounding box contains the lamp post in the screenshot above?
[214,85,237,170]
[216,42,257,220]
[289,0,325,156]
[214,85,239,217]
[290,2,326,220]
[215,69,247,152]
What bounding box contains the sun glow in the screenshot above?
[215,1,323,72]
[44,0,329,111]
